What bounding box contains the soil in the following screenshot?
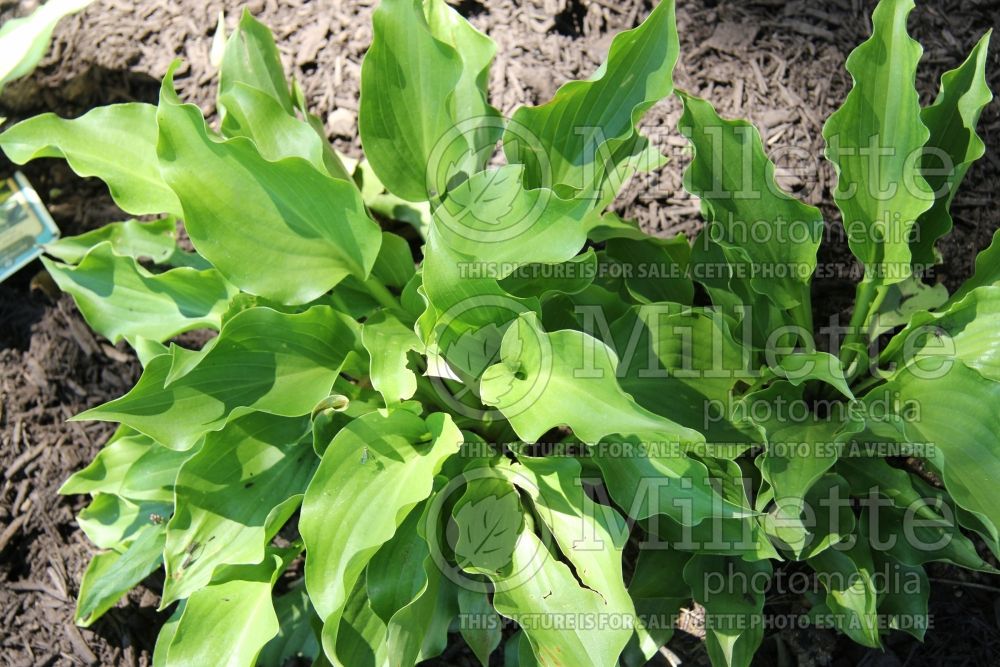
[1,0,999,665]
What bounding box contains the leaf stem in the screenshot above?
[363,275,408,320]
[849,372,885,397]
[839,278,886,380]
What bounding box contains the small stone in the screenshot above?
[327,108,356,138]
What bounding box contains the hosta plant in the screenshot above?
[1,0,997,665]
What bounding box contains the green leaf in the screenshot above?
[456,589,502,667]
[952,227,1000,302]
[480,312,702,445]
[604,233,694,305]
[299,411,461,658]
[610,304,761,455]
[365,501,432,623]
[623,547,690,665]
[218,9,293,116]
[871,551,929,641]
[60,427,190,504]
[808,535,881,648]
[361,312,421,406]
[162,549,292,667]
[75,493,171,550]
[772,351,853,399]
[45,217,179,265]
[75,521,165,627]
[639,456,775,559]
[163,413,314,605]
[0,0,95,93]
[869,275,948,340]
[453,485,522,572]
[216,12,352,182]
[258,582,321,667]
[360,0,498,201]
[331,577,389,667]
[499,250,598,300]
[153,603,184,667]
[509,456,636,659]
[431,165,594,268]
[504,0,678,195]
[77,306,358,450]
[157,68,382,305]
[679,91,823,311]
[881,284,1000,382]
[0,103,182,216]
[490,517,629,667]
[372,232,417,289]
[760,473,856,560]
[874,361,1000,548]
[913,31,993,267]
[685,555,771,667]
[822,0,932,289]
[43,243,237,344]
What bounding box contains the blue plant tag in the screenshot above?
[0,171,59,283]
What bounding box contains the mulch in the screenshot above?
[1,0,998,665]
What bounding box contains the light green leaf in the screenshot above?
[163,413,314,605]
[219,81,329,171]
[361,312,421,406]
[163,550,291,667]
[45,217,178,265]
[679,91,823,311]
[43,243,236,344]
[510,455,636,659]
[869,275,948,340]
[823,0,932,290]
[0,0,95,93]
[913,31,993,267]
[217,11,352,182]
[876,361,1000,548]
[157,69,381,305]
[504,0,678,195]
[218,9,293,116]
[365,501,432,623]
[431,165,594,268]
[0,103,182,216]
[331,578,389,667]
[638,455,774,558]
[499,250,597,300]
[480,312,703,445]
[75,493,171,550]
[685,555,771,667]
[453,485,522,572]
[489,516,624,667]
[153,604,184,667]
[300,411,461,657]
[60,427,190,504]
[760,473,855,560]
[882,284,1000,382]
[75,521,165,627]
[360,0,498,201]
[77,306,358,450]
